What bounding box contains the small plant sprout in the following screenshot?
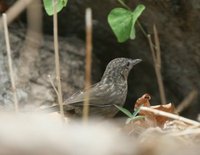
[43,0,68,16]
[114,105,144,124]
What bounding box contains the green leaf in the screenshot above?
[62,0,68,6]
[126,116,145,124]
[43,0,68,16]
[108,4,145,42]
[108,8,133,42]
[114,105,133,118]
[130,4,145,39]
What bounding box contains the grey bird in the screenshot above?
[46,58,142,117]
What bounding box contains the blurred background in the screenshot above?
[0,0,199,119]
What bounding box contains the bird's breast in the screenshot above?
[108,82,128,103]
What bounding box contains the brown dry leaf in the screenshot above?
[135,93,151,107]
[151,103,176,127]
[134,94,176,127]
[134,93,155,121]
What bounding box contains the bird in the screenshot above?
[45,58,142,118]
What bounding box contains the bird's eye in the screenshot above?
[126,62,130,68]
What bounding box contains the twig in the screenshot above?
[117,0,131,10]
[140,106,200,126]
[19,0,42,83]
[176,89,198,113]
[48,75,59,98]
[83,8,93,122]
[153,25,161,65]
[153,26,166,104]
[137,21,148,38]
[2,13,18,113]
[53,0,64,121]
[147,34,156,64]
[147,25,167,104]
[0,0,33,29]
[137,22,167,104]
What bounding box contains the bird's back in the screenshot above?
[62,80,128,117]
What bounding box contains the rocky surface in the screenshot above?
[0,26,101,111]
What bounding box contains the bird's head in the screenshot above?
[101,58,142,82]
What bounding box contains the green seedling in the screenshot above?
[114,104,145,124]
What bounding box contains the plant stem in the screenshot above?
[48,75,59,98]
[137,21,148,37]
[117,0,131,10]
[83,8,93,122]
[3,13,19,113]
[19,0,42,83]
[53,0,64,121]
[153,25,167,104]
[140,22,167,105]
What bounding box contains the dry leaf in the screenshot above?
[152,103,176,127]
[134,94,176,127]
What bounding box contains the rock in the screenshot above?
[0,26,101,110]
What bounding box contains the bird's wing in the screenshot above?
[64,82,115,107]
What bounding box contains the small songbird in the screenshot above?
[46,58,142,117]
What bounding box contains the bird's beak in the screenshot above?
[131,59,142,66]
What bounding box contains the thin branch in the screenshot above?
[117,0,131,10]
[153,25,161,66]
[48,75,59,98]
[154,68,167,105]
[2,13,18,113]
[147,34,156,64]
[138,22,167,104]
[140,106,200,126]
[83,8,93,122]
[53,0,64,121]
[137,21,149,38]
[152,25,166,104]
[19,0,43,83]
[146,25,167,105]
[176,89,198,114]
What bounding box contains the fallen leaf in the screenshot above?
[134,94,176,127]
[152,103,176,127]
[135,93,151,107]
